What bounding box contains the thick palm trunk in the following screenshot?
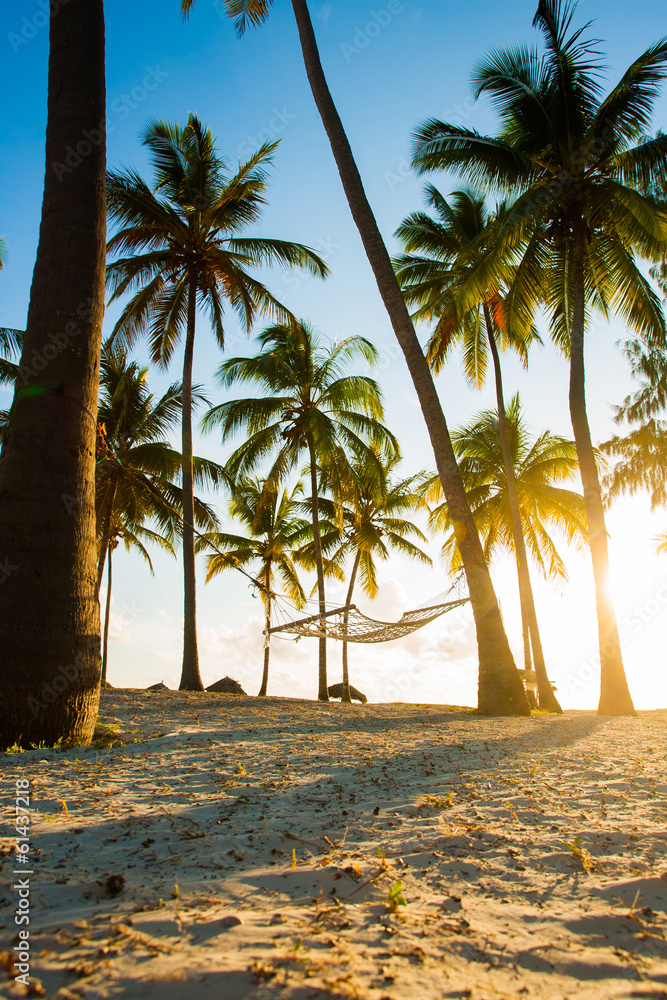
[179,277,204,691]
[570,224,634,716]
[258,563,271,697]
[0,0,106,747]
[291,0,528,715]
[308,439,328,700]
[484,310,562,714]
[341,549,361,704]
[101,544,113,685]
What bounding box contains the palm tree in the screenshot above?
[100,516,175,687]
[602,338,667,547]
[394,187,562,712]
[180,0,530,716]
[200,479,307,696]
[105,115,328,692]
[298,453,431,702]
[426,395,588,707]
[0,0,106,748]
[95,347,221,598]
[203,320,398,700]
[97,349,221,685]
[412,0,667,715]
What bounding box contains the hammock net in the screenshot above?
[269,596,470,644]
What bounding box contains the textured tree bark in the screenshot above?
[258,563,272,697]
[178,276,204,691]
[484,310,562,714]
[308,438,329,700]
[569,224,635,716]
[0,0,106,747]
[341,549,361,703]
[290,0,528,715]
[101,544,113,685]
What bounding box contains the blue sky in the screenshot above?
[1,0,666,707]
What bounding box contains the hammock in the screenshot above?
[268,597,470,643]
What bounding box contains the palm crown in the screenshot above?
[106,117,328,360]
[411,2,667,347]
[201,478,308,696]
[426,395,587,581]
[394,186,540,384]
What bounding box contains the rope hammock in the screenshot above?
[268,595,470,643]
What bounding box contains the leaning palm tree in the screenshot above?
[394,187,561,712]
[200,480,307,696]
[412,0,667,715]
[0,0,106,748]
[180,0,529,716]
[105,115,328,691]
[203,320,398,700]
[298,452,431,702]
[100,516,175,686]
[426,395,588,708]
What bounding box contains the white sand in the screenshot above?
[2,689,667,999]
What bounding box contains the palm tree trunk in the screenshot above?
[101,543,113,685]
[341,549,361,704]
[307,438,328,700]
[96,479,117,597]
[484,308,562,714]
[569,223,634,716]
[179,275,204,691]
[0,0,106,747]
[258,562,271,697]
[290,0,528,715]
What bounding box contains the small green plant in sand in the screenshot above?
[6,736,67,753]
[559,835,595,872]
[172,881,180,900]
[376,845,390,871]
[386,880,407,914]
[290,938,303,961]
[421,792,453,810]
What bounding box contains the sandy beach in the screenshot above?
[2,689,667,999]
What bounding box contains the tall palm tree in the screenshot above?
[0,0,106,748]
[412,0,667,715]
[180,0,530,716]
[426,395,588,708]
[105,115,328,692]
[95,347,220,597]
[203,320,398,700]
[394,187,561,712]
[299,453,431,702]
[100,516,175,686]
[201,479,307,696]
